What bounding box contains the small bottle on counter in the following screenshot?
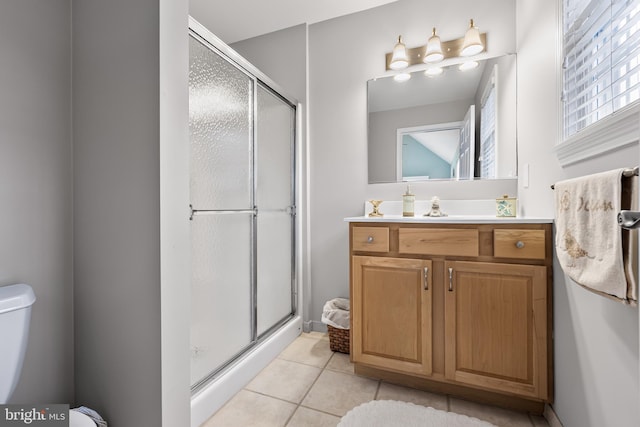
[402,185,415,217]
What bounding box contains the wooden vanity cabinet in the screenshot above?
[349,221,553,410]
[352,256,432,376]
[444,260,548,399]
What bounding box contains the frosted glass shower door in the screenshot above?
[256,85,296,336]
[188,24,298,391]
[189,36,253,210]
[190,213,252,385]
[189,34,254,387]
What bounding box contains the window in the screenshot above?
[563,0,640,138]
[479,66,497,179]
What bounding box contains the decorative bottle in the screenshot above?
[402,185,415,217]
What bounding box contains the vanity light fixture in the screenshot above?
[424,28,444,63]
[461,19,484,56]
[458,60,479,71]
[389,36,409,70]
[385,19,486,71]
[393,72,411,82]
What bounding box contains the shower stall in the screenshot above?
[188,18,301,423]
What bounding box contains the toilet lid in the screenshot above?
[69,411,96,427]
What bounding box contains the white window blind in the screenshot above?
[563,0,640,138]
[480,69,497,179]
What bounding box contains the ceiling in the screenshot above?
[189,0,399,44]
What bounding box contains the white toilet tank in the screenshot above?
[0,284,36,404]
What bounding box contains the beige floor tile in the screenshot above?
[531,415,550,426]
[286,407,340,427]
[449,398,533,427]
[278,335,334,368]
[376,382,448,411]
[246,358,322,404]
[301,370,379,417]
[303,331,330,341]
[325,352,354,375]
[202,390,296,427]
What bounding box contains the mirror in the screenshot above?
[368,54,517,184]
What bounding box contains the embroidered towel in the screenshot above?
[555,169,637,303]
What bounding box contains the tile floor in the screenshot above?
[201,332,550,427]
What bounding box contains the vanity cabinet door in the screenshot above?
[352,256,433,376]
[444,261,548,399]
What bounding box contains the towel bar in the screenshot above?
[618,210,640,229]
[550,166,639,190]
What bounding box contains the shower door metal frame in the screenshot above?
[189,16,298,394]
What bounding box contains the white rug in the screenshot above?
[338,400,497,427]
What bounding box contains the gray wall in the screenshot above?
[0,0,73,404]
[73,0,190,425]
[73,0,161,424]
[516,1,639,426]
[307,0,517,327]
[232,24,307,104]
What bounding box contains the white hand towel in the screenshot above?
[555,169,636,303]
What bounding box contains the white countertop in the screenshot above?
[347,199,553,224]
[344,215,553,224]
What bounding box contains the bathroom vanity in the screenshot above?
[346,216,553,413]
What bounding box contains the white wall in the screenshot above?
[516,1,639,426]
[160,0,192,424]
[308,0,517,327]
[0,0,73,404]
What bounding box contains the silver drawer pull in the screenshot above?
[515,241,525,249]
[367,236,374,243]
[448,267,453,292]
[424,267,429,291]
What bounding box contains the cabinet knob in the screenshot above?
[515,241,525,249]
[367,236,374,243]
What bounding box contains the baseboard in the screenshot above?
[304,320,327,333]
[544,404,564,427]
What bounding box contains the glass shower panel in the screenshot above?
[257,212,293,336]
[255,84,294,210]
[189,36,253,210]
[256,85,295,336]
[190,213,252,385]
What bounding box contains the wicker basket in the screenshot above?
[327,325,350,354]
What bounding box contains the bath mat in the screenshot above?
[338,400,496,427]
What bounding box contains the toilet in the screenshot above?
[0,283,36,405]
[0,284,97,427]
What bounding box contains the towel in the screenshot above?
[321,298,350,329]
[555,169,637,304]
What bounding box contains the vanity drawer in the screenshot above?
[494,229,546,260]
[352,227,390,252]
[399,228,479,257]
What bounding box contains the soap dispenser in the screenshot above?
[402,185,415,217]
